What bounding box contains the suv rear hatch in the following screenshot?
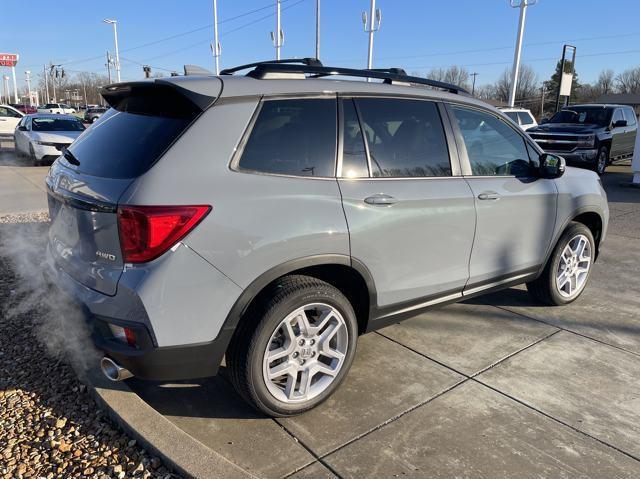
[46,78,220,296]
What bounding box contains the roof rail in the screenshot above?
[222,61,468,94]
[219,58,322,76]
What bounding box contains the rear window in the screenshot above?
[66,108,191,178]
[33,118,85,132]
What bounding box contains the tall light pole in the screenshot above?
[43,65,50,103]
[508,0,536,107]
[103,19,121,82]
[270,0,283,60]
[362,0,382,78]
[106,51,113,83]
[25,70,32,106]
[211,0,221,74]
[315,0,320,60]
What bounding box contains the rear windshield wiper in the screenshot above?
[63,149,80,166]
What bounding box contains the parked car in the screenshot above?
[14,114,85,165]
[37,103,76,114]
[9,103,37,114]
[499,107,538,130]
[0,104,24,134]
[45,60,609,417]
[529,104,637,175]
[84,106,108,123]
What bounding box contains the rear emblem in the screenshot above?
[96,250,116,261]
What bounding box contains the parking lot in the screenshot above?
[1,136,638,478]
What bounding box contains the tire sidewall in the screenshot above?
[595,146,608,175]
[247,285,358,416]
[546,223,595,305]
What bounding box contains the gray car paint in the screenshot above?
[46,74,609,351]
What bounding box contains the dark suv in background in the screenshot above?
[528,104,638,174]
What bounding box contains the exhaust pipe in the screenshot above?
[100,357,133,382]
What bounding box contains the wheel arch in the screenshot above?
[219,255,376,356]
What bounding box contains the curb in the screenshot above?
[86,368,257,479]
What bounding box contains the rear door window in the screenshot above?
[238,99,337,177]
[354,98,451,177]
[504,111,520,124]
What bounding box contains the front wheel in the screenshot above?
[527,222,595,306]
[593,146,608,175]
[29,144,40,167]
[227,275,358,417]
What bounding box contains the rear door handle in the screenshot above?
[364,194,398,206]
[478,191,501,201]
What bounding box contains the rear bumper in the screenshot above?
[45,242,241,381]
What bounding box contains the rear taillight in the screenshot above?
[117,205,211,263]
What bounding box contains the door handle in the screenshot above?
[478,191,501,201]
[364,194,398,206]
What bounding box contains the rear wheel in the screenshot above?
[227,275,358,417]
[593,146,608,175]
[527,222,595,306]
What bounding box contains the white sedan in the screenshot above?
[0,104,24,134]
[14,114,86,166]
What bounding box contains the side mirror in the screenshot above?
[612,119,627,128]
[539,153,566,179]
[17,125,27,131]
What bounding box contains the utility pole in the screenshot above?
[471,72,478,96]
[508,0,536,108]
[540,84,545,119]
[315,0,320,60]
[43,65,50,103]
[103,19,121,82]
[106,51,113,83]
[25,70,32,106]
[270,0,283,60]
[362,0,382,79]
[211,0,221,74]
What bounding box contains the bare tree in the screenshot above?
[495,64,538,105]
[425,65,471,91]
[616,67,640,94]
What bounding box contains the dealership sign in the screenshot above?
[0,53,19,67]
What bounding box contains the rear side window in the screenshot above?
[355,98,451,177]
[66,108,192,179]
[504,111,520,124]
[238,99,337,177]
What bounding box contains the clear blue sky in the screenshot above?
[2,0,639,88]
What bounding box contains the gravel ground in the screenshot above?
[0,218,180,479]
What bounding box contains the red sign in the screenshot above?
[0,53,19,67]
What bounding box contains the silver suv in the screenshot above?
[45,59,609,416]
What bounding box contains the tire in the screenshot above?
[592,146,608,175]
[227,275,358,417]
[527,222,595,306]
[29,145,40,167]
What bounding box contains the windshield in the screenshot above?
[32,118,86,132]
[548,107,612,126]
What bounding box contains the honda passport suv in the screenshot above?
[45,59,609,417]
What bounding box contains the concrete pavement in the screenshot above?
[0,137,48,217]
[129,163,640,478]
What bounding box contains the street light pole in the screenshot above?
[508,0,536,108]
[315,0,320,60]
[43,65,50,104]
[11,65,18,103]
[103,19,121,83]
[362,0,382,81]
[270,0,283,60]
[106,51,113,83]
[25,70,32,106]
[212,0,221,74]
